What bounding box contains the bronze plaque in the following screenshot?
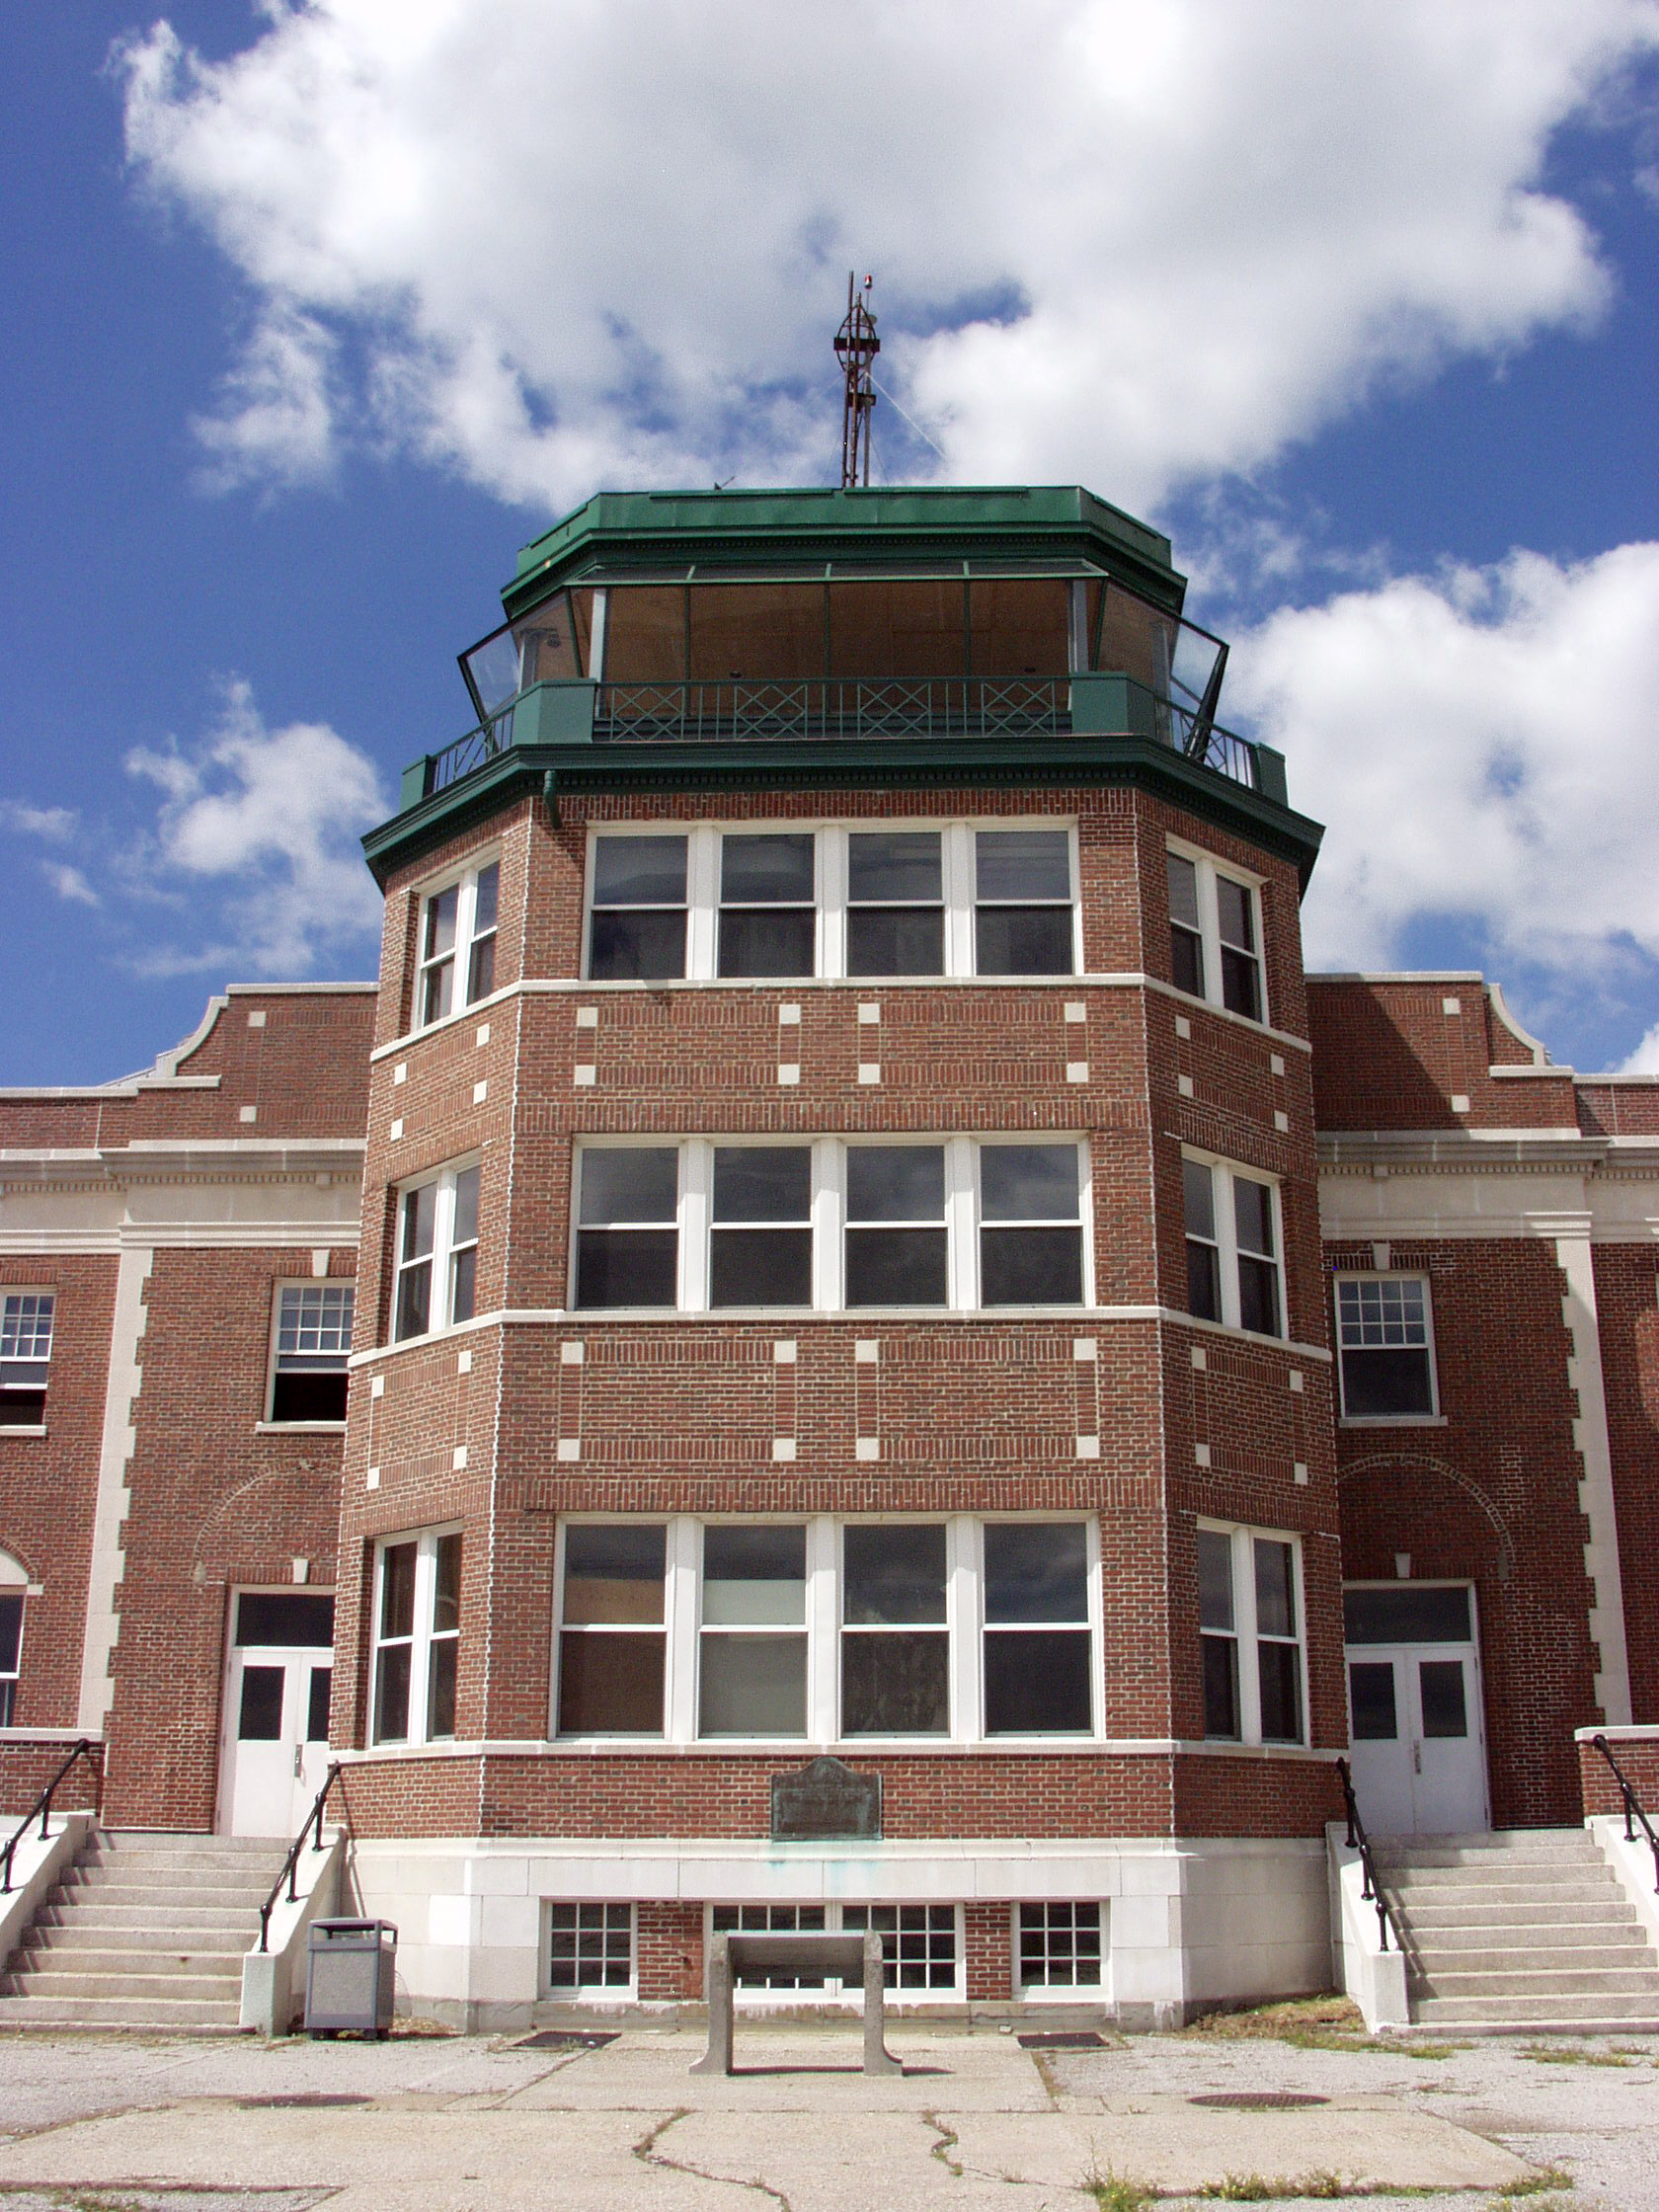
[770,1756,882,1842]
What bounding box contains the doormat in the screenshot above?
[514,2029,621,2050]
[1017,2030,1105,2050]
[1189,2092,1329,2109]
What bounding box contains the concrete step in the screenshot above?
[1409,1925,1650,1957]
[1375,1832,1599,1869]
[32,1904,259,1935]
[14,1945,246,1980]
[1402,1897,1640,1931]
[1414,1992,1659,2026]
[1386,1877,1623,1908]
[55,1876,274,1908]
[1411,1966,1659,2000]
[1,1982,246,2016]
[1410,1945,1659,1980]
[0,1993,246,2031]
[23,1925,249,1957]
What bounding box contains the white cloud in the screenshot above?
[40,864,100,908]
[1619,1021,1659,1073]
[124,680,386,975]
[1226,543,1659,998]
[117,0,1659,513]
[0,800,77,840]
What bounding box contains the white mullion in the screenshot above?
[1214,1162,1241,1331]
[666,1514,698,1743]
[946,1136,976,1310]
[1292,1539,1310,1747]
[680,1141,710,1312]
[687,826,719,980]
[548,1520,568,1735]
[1269,1181,1288,1339]
[589,588,608,679]
[1067,824,1083,975]
[944,823,975,978]
[456,873,479,991]
[814,1141,844,1311]
[409,1536,434,1745]
[821,826,847,979]
[434,1173,457,1332]
[1085,1513,1104,1736]
[1196,853,1224,1013]
[948,1515,979,1743]
[1234,1528,1262,1744]
[807,1515,838,1744]
[1077,1140,1095,1307]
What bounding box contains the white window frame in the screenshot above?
[415,853,501,1030]
[0,1290,53,1432]
[553,1517,673,1741]
[0,1571,25,1729]
[1195,1520,1307,1747]
[544,1901,636,2002]
[972,1139,1092,1309]
[705,1900,966,2007]
[369,1525,462,1748]
[391,1158,481,1344]
[1164,836,1268,1026]
[975,1516,1103,1743]
[1011,1900,1106,1998]
[1334,1273,1441,1422]
[265,1280,355,1426]
[1179,1148,1285,1340]
[695,1519,812,1741]
[573,1138,1091,1316]
[582,819,1080,985]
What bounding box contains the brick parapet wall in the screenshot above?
[1306,977,1579,1134]
[1578,1729,1659,1820]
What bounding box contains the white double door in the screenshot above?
[1345,1628,1488,1838]
[218,1590,336,1838]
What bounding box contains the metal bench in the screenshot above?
[692,1930,900,2076]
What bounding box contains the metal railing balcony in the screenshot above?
[407,672,1274,811]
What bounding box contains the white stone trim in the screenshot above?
[77,1243,152,1733]
[1555,1231,1631,1726]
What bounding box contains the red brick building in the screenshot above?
[3,486,1656,2028]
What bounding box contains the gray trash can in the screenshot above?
[305,1918,398,2038]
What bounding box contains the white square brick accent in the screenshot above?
[476,1022,491,1046]
[778,1003,801,1025]
[1443,995,1461,1015]
[557,1439,581,1462]
[773,1340,796,1364]
[855,1341,879,1364]
[777,1064,801,1085]
[1451,1093,1470,1114]
[561,1342,585,1366]
[1289,1370,1304,1393]
[1177,1074,1194,1098]
[370,1376,385,1399]
[1273,1109,1289,1132]
[1194,1443,1211,1468]
[1073,1338,1097,1363]
[1270,1053,1286,1077]
[858,1002,881,1024]
[457,1349,472,1375]
[452,1445,468,1471]
[247,1009,266,1029]
[772,1439,797,1462]
[1294,1462,1309,1486]
[1174,1015,1191,1040]
[576,1006,598,1028]
[1065,1002,1086,1024]
[389,1118,404,1141]
[239,1105,258,1124]
[858,1063,881,1084]
[393,1063,407,1085]
[1066,1062,1089,1084]
[574,1066,596,1086]
[366,1467,380,1490]
[473,1079,488,1105]
[1075,1436,1100,1460]
[1190,1347,1206,1372]
[855,1438,881,1461]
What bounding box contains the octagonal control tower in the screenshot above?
[338,484,1331,2029]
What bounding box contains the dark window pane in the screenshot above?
[705,1523,807,1587]
[976,830,1070,902]
[306,1666,332,1743]
[1216,875,1254,952]
[238,1665,285,1742]
[841,1630,950,1734]
[985,1522,1088,1623]
[450,1245,477,1326]
[395,1258,432,1341]
[589,908,687,981]
[424,885,458,962]
[593,835,687,906]
[848,830,942,903]
[373,1646,411,1743]
[1203,1636,1240,1737]
[236,1592,336,1647]
[710,1228,811,1306]
[0,1387,46,1426]
[1182,1158,1215,1240]
[1166,852,1201,930]
[271,1370,348,1423]
[467,933,496,1002]
[452,1165,480,1249]
[968,579,1068,676]
[558,1631,666,1732]
[981,1145,1077,1221]
[576,1229,678,1307]
[1254,1540,1297,1640]
[982,1226,1081,1304]
[1348,1662,1397,1742]
[428,1638,457,1738]
[985,1629,1091,1732]
[844,1524,947,1624]
[1196,1531,1234,1631]
[433,1534,461,1634]
[1171,925,1204,997]
[0,1593,21,1675]
[1237,1254,1280,1336]
[1234,1177,1274,1259]
[1187,1240,1221,1322]
[1258,1641,1303,1742]
[1419,1659,1468,1739]
[581,1147,678,1225]
[847,1146,945,1222]
[1340,1347,1435,1417]
[379,1543,417,1640]
[846,907,944,977]
[402,1182,436,1262]
[1221,946,1261,1021]
[472,861,500,936]
[564,1524,666,1623]
[713,1146,811,1223]
[845,1227,947,1305]
[718,908,815,978]
[422,959,453,1027]
[699,1633,807,1735]
[721,832,815,903]
[1343,1585,1471,1645]
[975,905,1074,976]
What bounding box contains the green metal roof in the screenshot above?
[505,485,1184,619]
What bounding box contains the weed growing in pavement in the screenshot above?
[1496,2169,1575,2201]
[1394,2040,1469,2060]
[1081,2164,1156,2210]
[1179,1996,1375,2052]
[1521,2043,1638,2068]
[1193,2175,1346,2201]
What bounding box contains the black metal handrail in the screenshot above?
[1335,1755,1402,1952]
[257,1762,342,1953]
[0,1738,103,1894]
[1591,1733,1659,1893]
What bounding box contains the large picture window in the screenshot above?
[393,1162,480,1341]
[1196,1523,1304,1746]
[557,1523,668,1736]
[841,1523,950,1735]
[1336,1275,1437,1418]
[371,1528,461,1746]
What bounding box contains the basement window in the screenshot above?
[1015,1902,1103,1993]
[0,1292,52,1428]
[269,1282,354,1423]
[547,1903,633,1995]
[1335,1275,1438,1418]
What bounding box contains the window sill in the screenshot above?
[256,1420,348,1435]
[1338,1414,1447,1429]
[0,1425,46,1439]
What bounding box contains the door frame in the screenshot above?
[215,1584,337,1837]
[1342,1578,1492,1837]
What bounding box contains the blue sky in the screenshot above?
[5,3,1659,1084]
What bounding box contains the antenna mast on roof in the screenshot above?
[834,272,879,489]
